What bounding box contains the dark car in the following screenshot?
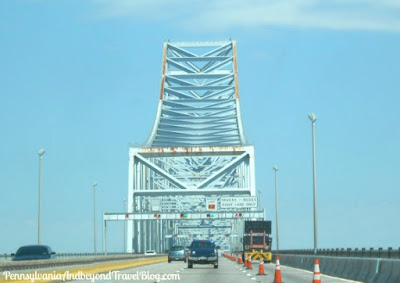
[12,245,56,261]
[187,240,219,269]
[168,245,186,263]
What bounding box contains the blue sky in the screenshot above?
[0,0,399,253]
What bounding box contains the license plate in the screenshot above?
[199,256,207,260]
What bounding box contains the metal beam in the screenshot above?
[197,151,248,189]
[105,211,264,221]
[134,153,187,190]
[133,188,252,196]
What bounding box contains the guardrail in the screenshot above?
[0,252,129,262]
[275,247,400,259]
[0,253,166,272]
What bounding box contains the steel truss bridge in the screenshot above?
[103,40,264,254]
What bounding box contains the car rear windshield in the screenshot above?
[191,242,214,248]
[171,246,184,251]
[16,246,48,256]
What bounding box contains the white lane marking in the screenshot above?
[247,273,251,276]
[251,278,256,280]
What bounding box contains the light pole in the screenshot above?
[273,165,279,252]
[308,112,318,254]
[93,182,98,255]
[123,199,127,253]
[38,149,45,245]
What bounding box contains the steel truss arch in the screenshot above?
[116,41,261,254]
[146,41,248,147]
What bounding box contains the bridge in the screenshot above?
[2,40,399,283]
[103,40,264,254]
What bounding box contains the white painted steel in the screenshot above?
[112,41,259,254]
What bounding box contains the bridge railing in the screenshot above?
[275,247,400,259]
[1,252,144,262]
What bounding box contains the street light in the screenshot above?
[38,149,45,245]
[308,112,318,254]
[93,182,98,255]
[123,199,127,253]
[273,165,279,252]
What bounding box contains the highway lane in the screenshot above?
[69,257,361,283]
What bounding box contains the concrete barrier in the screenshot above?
[331,256,346,278]
[292,255,303,269]
[299,256,312,271]
[294,255,303,269]
[274,254,400,283]
[276,247,400,259]
[319,256,336,277]
[322,256,341,277]
[373,259,392,283]
[346,258,363,280]
[357,258,378,282]
[388,260,400,282]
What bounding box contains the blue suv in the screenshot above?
[187,240,219,269]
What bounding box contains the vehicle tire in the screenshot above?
[184,258,187,263]
[168,260,171,263]
[214,263,218,269]
[188,261,193,268]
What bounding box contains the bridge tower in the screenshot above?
[105,41,263,253]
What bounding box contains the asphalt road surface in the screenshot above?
[70,257,361,283]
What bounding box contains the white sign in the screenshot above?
[220,196,258,208]
[175,235,191,238]
[206,198,218,211]
[151,199,161,211]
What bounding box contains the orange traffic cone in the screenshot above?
[257,258,266,275]
[312,259,321,283]
[238,257,243,264]
[244,257,248,268]
[247,256,253,269]
[273,256,283,283]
